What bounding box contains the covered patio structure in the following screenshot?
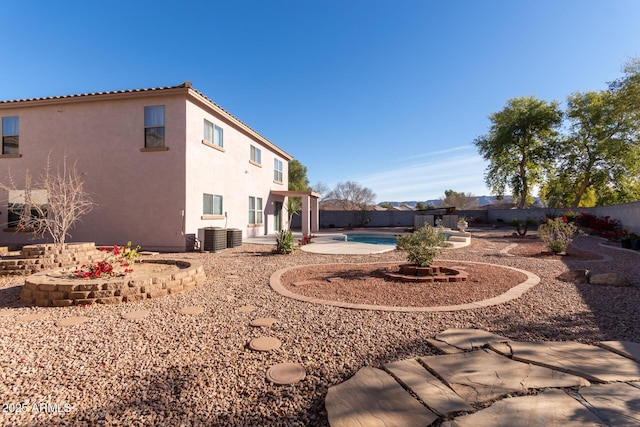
[270,190,320,236]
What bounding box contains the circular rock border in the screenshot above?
[270,260,540,313]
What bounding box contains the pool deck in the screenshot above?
[243,229,470,255]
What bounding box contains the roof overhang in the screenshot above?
[271,190,321,199]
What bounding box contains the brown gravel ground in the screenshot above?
[0,229,639,426]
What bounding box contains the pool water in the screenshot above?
[333,233,398,245]
[332,232,452,246]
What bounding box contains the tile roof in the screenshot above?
[0,81,292,159]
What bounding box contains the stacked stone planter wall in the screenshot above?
[0,243,103,276]
[21,259,206,307]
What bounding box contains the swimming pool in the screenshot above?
[332,232,453,246]
[333,233,399,245]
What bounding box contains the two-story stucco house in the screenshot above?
[0,82,318,251]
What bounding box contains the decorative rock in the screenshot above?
[384,358,473,415]
[420,349,589,404]
[589,273,630,286]
[326,367,438,427]
[489,340,640,382]
[17,313,49,322]
[248,336,281,352]
[250,317,277,327]
[426,338,464,354]
[57,316,90,326]
[557,269,589,284]
[0,310,12,317]
[434,328,510,351]
[180,306,204,315]
[238,305,256,313]
[443,389,603,427]
[266,363,306,385]
[122,310,150,320]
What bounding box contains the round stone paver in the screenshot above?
[266,363,306,385]
[248,336,282,352]
[250,317,277,327]
[57,316,90,327]
[17,313,49,322]
[122,310,150,320]
[238,305,256,313]
[0,310,13,317]
[180,306,204,316]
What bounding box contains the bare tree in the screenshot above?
[1,155,94,247]
[440,189,479,210]
[325,181,376,210]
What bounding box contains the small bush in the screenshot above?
[396,225,450,267]
[575,212,624,240]
[274,230,294,254]
[513,217,537,236]
[538,218,577,254]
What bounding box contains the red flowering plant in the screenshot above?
[73,241,141,279]
[297,234,314,245]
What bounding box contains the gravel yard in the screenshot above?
[0,229,639,426]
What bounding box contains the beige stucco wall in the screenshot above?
[1,87,291,251]
[184,98,289,238]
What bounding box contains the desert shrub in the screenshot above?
[538,218,577,254]
[513,217,538,236]
[575,212,624,240]
[274,230,294,254]
[396,225,450,267]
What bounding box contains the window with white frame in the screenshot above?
[250,145,261,165]
[2,116,19,155]
[204,120,224,148]
[144,105,165,147]
[203,193,223,216]
[248,196,263,225]
[274,158,283,183]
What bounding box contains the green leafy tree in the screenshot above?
[288,159,310,191]
[475,97,563,208]
[552,88,640,208]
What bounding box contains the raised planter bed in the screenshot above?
[20,259,206,307]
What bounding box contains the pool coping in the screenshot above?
[269,260,540,312]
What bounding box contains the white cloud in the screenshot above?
[356,153,491,202]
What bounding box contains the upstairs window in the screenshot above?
[248,196,263,225]
[274,158,283,183]
[2,116,19,155]
[250,145,261,165]
[204,120,223,149]
[144,106,165,148]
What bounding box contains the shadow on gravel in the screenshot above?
[0,284,23,308]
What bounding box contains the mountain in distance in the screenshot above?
[378,195,542,208]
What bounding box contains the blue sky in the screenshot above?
[2,1,639,203]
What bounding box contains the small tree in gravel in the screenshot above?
[396,225,450,267]
[1,155,94,247]
[538,217,578,254]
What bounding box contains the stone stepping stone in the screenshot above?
[57,316,90,326]
[0,310,13,317]
[384,358,473,416]
[426,338,464,354]
[248,336,281,352]
[180,306,204,316]
[435,328,510,351]
[420,349,589,404]
[326,367,438,427]
[238,305,256,313]
[489,340,640,382]
[598,340,640,363]
[266,363,306,385]
[574,382,640,425]
[250,317,277,327]
[17,313,49,322]
[122,310,150,320]
[442,389,603,427]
